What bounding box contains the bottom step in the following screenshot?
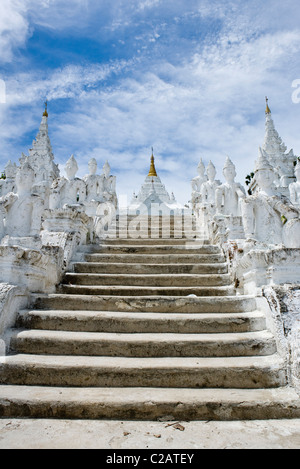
[0,386,299,421]
[0,354,286,388]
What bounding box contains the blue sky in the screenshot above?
[1,0,300,203]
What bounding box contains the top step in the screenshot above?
[99,238,210,245]
[82,244,221,255]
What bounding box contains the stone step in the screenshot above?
[9,329,276,358]
[112,216,195,222]
[115,214,194,218]
[31,294,256,313]
[84,253,226,264]
[108,221,198,225]
[16,310,267,334]
[63,273,232,287]
[104,234,201,240]
[107,223,197,229]
[110,224,198,229]
[104,228,199,233]
[111,216,195,222]
[0,354,286,388]
[1,386,299,420]
[73,262,229,275]
[105,224,198,230]
[108,216,196,225]
[58,284,236,297]
[90,244,221,254]
[99,238,210,245]
[105,218,195,224]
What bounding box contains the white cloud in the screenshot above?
[137,0,161,11]
[4,60,132,106]
[0,0,30,63]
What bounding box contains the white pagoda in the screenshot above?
[128,150,188,215]
[248,98,297,196]
[19,102,60,186]
[262,98,296,189]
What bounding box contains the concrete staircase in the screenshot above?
[0,215,300,420]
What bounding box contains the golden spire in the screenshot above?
[43,100,48,117]
[148,148,158,177]
[265,96,271,114]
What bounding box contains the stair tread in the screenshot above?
[85,254,224,258]
[17,309,266,334]
[59,285,236,298]
[0,385,298,403]
[0,353,287,389]
[31,293,257,314]
[1,353,284,368]
[72,262,229,274]
[32,293,253,299]
[96,244,218,248]
[2,385,300,420]
[100,239,210,245]
[73,262,228,267]
[19,309,266,319]
[83,255,226,264]
[11,328,274,342]
[66,272,230,280]
[63,273,231,287]
[60,285,234,291]
[9,328,276,357]
[83,252,224,256]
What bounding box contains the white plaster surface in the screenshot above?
[0,419,300,449]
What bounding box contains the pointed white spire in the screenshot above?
[23,102,60,183]
[262,98,296,185]
[263,104,287,159]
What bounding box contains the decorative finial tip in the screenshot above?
[265,96,271,114]
[148,148,158,177]
[43,100,48,117]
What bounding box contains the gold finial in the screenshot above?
[265,96,271,114]
[43,100,48,117]
[148,148,158,177]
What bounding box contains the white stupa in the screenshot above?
[262,98,296,188]
[128,150,188,215]
[19,102,60,185]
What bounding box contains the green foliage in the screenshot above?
[245,172,255,195]
[245,172,254,186]
[294,157,300,166]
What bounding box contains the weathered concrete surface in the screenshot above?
[0,418,300,449]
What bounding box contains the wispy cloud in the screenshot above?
[0,0,30,63]
[5,60,133,105]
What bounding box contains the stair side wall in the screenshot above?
[0,283,29,355]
